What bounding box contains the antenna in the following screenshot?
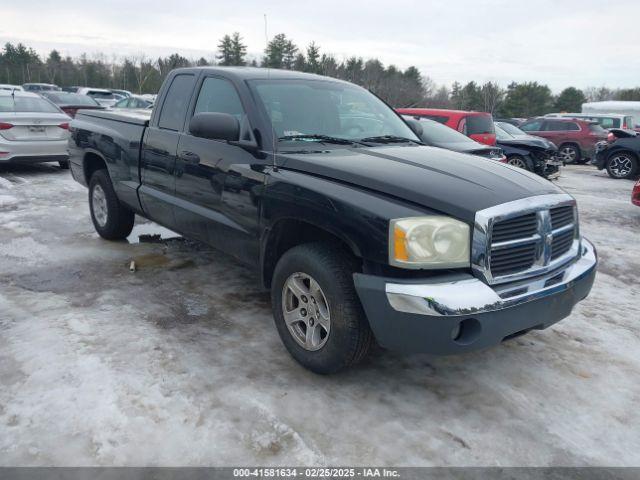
[264,13,278,170]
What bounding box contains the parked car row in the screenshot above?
[397,108,562,179]
[6,81,156,109]
[0,81,159,169]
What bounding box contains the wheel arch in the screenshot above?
[261,217,362,289]
[82,149,110,185]
[607,148,638,163]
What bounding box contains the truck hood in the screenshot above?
[431,141,498,155]
[277,145,562,223]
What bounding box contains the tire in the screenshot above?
[507,155,532,171]
[558,144,581,164]
[271,242,373,374]
[58,160,70,169]
[606,152,638,179]
[88,169,135,240]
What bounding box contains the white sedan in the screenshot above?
[0,90,71,169]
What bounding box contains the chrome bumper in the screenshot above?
[386,239,596,317]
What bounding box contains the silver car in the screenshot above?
[0,90,71,168]
[76,87,119,107]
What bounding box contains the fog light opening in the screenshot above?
[452,318,482,345]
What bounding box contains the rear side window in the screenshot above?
[624,116,634,128]
[465,115,494,135]
[158,74,196,131]
[543,120,571,131]
[194,77,245,120]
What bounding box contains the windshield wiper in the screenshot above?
[360,135,423,145]
[278,134,364,146]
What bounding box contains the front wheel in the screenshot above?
[507,155,531,171]
[89,169,135,240]
[606,152,638,179]
[271,242,373,374]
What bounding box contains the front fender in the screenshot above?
[262,168,440,267]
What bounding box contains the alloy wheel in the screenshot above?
[608,155,633,178]
[91,184,108,227]
[508,157,528,169]
[281,272,331,351]
[560,146,577,163]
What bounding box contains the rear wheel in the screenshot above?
[606,152,638,179]
[88,169,135,240]
[271,242,373,374]
[558,144,581,164]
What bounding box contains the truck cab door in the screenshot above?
[174,75,265,265]
[139,73,196,229]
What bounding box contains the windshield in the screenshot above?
[494,124,515,141]
[44,92,100,106]
[0,95,60,113]
[248,79,419,144]
[497,122,526,136]
[407,116,474,144]
[88,91,116,99]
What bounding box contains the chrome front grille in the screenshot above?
[472,194,581,285]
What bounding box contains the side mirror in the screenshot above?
[405,119,423,137]
[189,112,239,142]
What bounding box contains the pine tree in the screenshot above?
[217,35,234,66]
[306,42,320,73]
[230,32,247,66]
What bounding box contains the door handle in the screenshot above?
[179,150,200,164]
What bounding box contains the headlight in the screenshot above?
[389,216,470,269]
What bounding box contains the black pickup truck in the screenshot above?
[69,67,597,373]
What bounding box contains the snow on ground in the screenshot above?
[0,163,639,467]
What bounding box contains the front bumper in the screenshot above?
[354,239,597,354]
[594,148,609,170]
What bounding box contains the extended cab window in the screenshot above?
[158,74,196,131]
[194,77,245,120]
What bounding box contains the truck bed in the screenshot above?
[75,108,151,126]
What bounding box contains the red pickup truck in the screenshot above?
[396,108,496,146]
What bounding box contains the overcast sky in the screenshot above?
[2,0,639,91]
